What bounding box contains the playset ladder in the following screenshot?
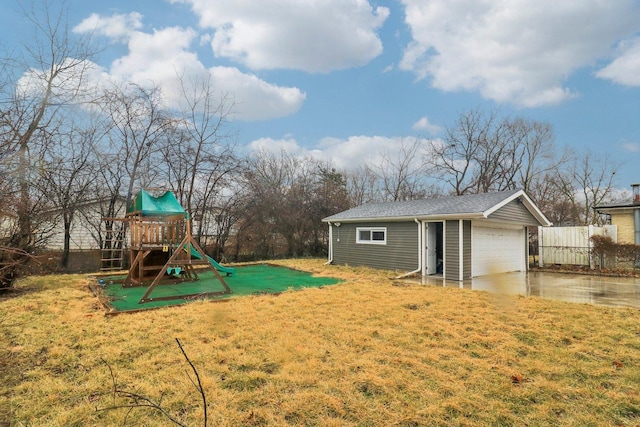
[100,218,128,272]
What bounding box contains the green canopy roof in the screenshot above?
[129,189,186,216]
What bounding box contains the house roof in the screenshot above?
[596,184,640,212]
[323,189,551,226]
[594,200,640,212]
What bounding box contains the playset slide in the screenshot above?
[187,245,235,276]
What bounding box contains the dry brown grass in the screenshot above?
[2,259,640,426]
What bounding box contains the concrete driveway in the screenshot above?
[419,271,640,309]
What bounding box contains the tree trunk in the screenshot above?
[62,213,73,269]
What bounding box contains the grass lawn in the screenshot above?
[2,259,640,426]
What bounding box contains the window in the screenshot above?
[356,227,387,245]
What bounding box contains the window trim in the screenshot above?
[356,227,387,245]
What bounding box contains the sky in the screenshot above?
[2,0,640,191]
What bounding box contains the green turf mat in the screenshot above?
[96,264,342,313]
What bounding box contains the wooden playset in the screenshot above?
[102,190,233,304]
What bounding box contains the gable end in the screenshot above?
[488,199,539,225]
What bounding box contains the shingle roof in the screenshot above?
[594,199,640,210]
[323,189,528,222]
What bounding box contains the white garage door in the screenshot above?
[472,226,524,276]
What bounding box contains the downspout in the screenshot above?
[458,220,464,281]
[324,222,333,265]
[395,219,423,278]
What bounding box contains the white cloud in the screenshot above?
[329,136,436,171]
[74,15,305,121]
[210,67,305,121]
[248,135,434,173]
[73,12,143,42]
[318,135,421,170]
[621,142,640,152]
[16,58,110,104]
[170,0,389,72]
[110,26,202,84]
[399,0,640,107]
[412,116,441,134]
[247,137,307,156]
[596,38,640,86]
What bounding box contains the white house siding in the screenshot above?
[46,220,101,250]
[0,215,16,238]
[45,201,126,251]
[472,225,525,276]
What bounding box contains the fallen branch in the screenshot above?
[0,246,36,291]
[97,338,207,427]
[176,338,207,427]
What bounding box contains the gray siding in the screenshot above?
[463,220,472,279]
[332,221,419,271]
[445,220,459,279]
[489,199,539,225]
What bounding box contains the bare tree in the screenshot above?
[161,73,242,252]
[425,108,492,195]
[370,138,431,201]
[78,147,129,270]
[423,107,621,228]
[206,180,251,260]
[0,0,96,285]
[509,118,561,193]
[344,164,379,206]
[98,82,172,209]
[244,149,302,257]
[240,151,349,259]
[425,108,560,196]
[526,173,575,226]
[37,118,98,268]
[309,165,350,254]
[552,150,620,225]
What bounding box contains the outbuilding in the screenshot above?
[322,189,551,280]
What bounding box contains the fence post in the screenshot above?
[588,225,594,270]
[538,226,544,267]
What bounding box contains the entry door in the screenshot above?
[425,222,437,274]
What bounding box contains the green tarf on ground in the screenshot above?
[98,264,342,312]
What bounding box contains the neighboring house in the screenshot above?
[44,197,127,251]
[594,183,640,245]
[322,189,551,280]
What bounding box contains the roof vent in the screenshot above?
[633,183,640,204]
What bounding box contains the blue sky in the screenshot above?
[2,0,640,190]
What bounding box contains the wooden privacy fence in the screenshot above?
[538,225,617,269]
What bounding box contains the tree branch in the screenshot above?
[97,339,207,427]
